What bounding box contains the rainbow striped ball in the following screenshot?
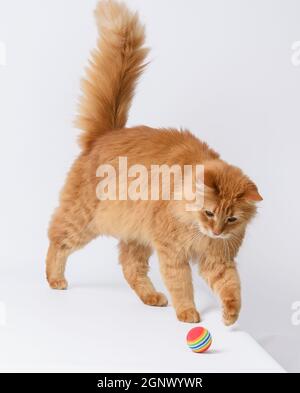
[186,327,212,353]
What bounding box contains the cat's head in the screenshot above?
[195,160,262,239]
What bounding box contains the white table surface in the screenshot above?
[0,262,284,373]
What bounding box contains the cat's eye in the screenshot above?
[205,210,214,218]
[227,217,237,223]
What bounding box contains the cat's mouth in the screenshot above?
[207,231,230,240]
[198,224,230,240]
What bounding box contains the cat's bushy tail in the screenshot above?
[76,0,149,150]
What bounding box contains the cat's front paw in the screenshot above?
[222,297,241,326]
[142,292,168,307]
[48,278,68,290]
[177,308,200,323]
[223,311,239,326]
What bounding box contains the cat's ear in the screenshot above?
[243,183,263,202]
[203,163,222,191]
[204,168,217,189]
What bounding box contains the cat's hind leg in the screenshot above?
[119,240,168,307]
[46,205,98,290]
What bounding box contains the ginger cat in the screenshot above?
[46,0,262,325]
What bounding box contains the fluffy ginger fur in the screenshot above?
[46,0,262,325]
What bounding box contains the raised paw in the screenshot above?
[222,297,240,326]
[142,292,168,307]
[223,312,239,326]
[48,278,68,290]
[177,308,200,323]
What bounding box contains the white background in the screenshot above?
[0,0,299,371]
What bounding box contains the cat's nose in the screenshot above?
[213,229,222,236]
